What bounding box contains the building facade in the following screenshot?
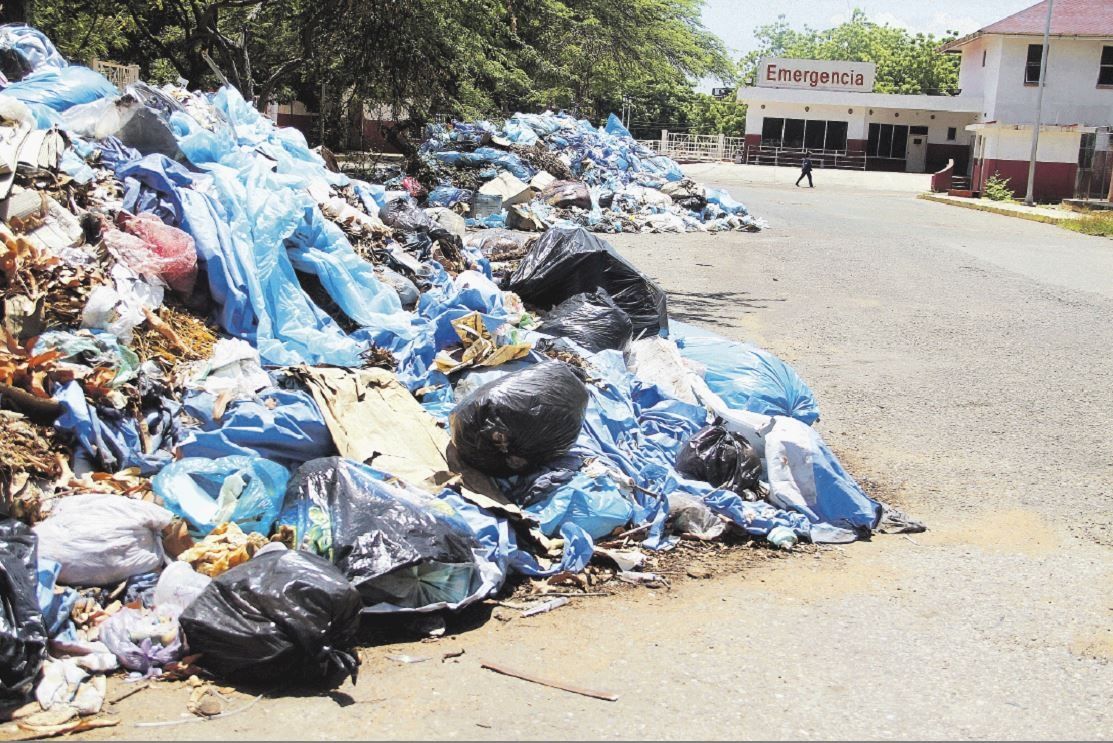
[737,0,1113,201]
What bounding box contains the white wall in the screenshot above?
[979,126,1082,162]
[957,36,989,100]
[984,36,1113,126]
[743,101,867,140]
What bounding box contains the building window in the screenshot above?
[1099,46,1113,86]
[761,117,785,146]
[867,123,909,159]
[947,126,957,141]
[1025,43,1046,84]
[982,49,987,67]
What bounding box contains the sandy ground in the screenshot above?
[61,165,1113,740]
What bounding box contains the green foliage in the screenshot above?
[29,0,732,147]
[741,8,960,95]
[1062,212,1113,237]
[983,173,1016,202]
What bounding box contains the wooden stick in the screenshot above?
[479,660,619,702]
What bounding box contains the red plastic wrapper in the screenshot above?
[113,212,198,295]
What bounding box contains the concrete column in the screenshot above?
[661,129,668,157]
[717,133,726,161]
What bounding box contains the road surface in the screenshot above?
[84,165,1113,740]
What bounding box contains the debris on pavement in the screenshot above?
[0,23,921,719]
[480,659,619,702]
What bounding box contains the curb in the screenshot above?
[917,193,1069,224]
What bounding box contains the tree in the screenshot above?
[27,0,736,147]
[740,9,960,95]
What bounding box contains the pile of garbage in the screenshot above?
[407,112,763,234]
[0,24,919,731]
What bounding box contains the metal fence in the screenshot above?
[638,132,744,162]
[92,60,140,89]
[1075,130,1112,201]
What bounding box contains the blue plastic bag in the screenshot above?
[672,321,819,424]
[151,456,289,537]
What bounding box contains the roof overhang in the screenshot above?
[941,31,1113,53]
[966,122,1098,133]
[736,86,983,113]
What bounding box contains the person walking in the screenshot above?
[795,152,814,187]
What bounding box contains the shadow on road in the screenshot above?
[667,288,786,325]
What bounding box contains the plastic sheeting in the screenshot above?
[672,321,820,424]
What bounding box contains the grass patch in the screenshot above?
[1061,211,1113,237]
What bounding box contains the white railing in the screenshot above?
[637,132,744,162]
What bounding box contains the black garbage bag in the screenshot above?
[178,548,361,684]
[451,362,589,477]
[0,519,46,701]
[284,458,490,611]
[541,180,592,210]
[507,226,668,335]
[675,424,762,495]
[379,198,461,252]
[537,289,633,353]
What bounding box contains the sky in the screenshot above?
[698,0,1038,89]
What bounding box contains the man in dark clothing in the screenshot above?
[796,153,814,187]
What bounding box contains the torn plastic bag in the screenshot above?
[537,289,633,353]
[178,547,361,684]
[451,362,589,477]
[466,229,534,260]
[540,180,591,210]
[33,494,171,586]
[507,226,668,335]
[116,211,197,295]
[283,458,499,612]
[0,518,47,701]
[675,424,762,496]
[672,321,819,425]
[99,606,182,676]
[151,456,289,538]
[379,197,457,248]
[667,493,725,540]
[764,416,882,541]
[524,472,633,539]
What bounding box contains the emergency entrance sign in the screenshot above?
[757,57,876,92]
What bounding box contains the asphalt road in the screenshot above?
[83,166,1112,741]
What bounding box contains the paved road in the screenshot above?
[86,168,1112,740]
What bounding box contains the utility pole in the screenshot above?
[1025,0,1053,206]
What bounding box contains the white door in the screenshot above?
[906,135,927,173]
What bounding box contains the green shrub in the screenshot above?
[983,172,1016,202]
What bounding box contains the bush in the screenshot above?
[983,172,1016,202]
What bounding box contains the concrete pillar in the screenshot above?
[661,129,668,157]
[717,133,726,161]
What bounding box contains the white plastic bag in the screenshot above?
[34,494,172,586]
[153,561,211,612]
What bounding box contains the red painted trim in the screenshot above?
[972,158,1078,202]
[846,138,866,154]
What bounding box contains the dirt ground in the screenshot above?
[56,165,1113,740]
